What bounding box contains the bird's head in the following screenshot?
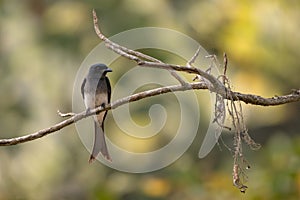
[88,63,112,78]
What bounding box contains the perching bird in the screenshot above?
[81,63,112,163]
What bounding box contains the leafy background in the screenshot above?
[0,0,299,199]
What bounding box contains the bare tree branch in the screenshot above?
[1,8,298,195]
[0,82,206,146]
[0,10,299,150]
[92,9,187,86]
[232,90,300,106]
[1,10,299,192]
[92,10,300,192]
[0,81,298,146]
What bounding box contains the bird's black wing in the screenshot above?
[100,77,111,130]
[105,76,111,103]
[81,78,86,99]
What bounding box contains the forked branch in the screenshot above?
[0,9,299,192]
[0,9,299,147]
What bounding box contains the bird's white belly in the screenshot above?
[84,92,108,123]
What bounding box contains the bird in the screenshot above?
[81,63,112,163]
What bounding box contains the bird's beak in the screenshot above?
[105,68,113,72]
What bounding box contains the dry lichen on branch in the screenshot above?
[0,9,299,193]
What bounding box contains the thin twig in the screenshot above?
[57,110,76,117]
[188,47,202,82]
[187,47,201,67]
[222,52,228,84]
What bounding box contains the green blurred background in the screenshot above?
[0,0,299,199]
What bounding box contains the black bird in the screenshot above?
[81,63,112,162]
